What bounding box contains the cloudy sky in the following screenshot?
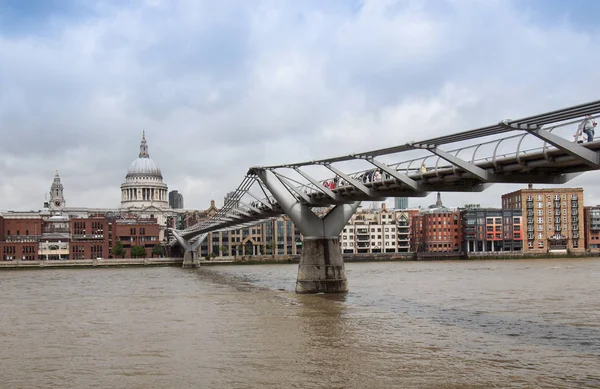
[1,0,600,212]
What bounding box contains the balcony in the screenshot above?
[71,234,105,240]
[4,235,40,243]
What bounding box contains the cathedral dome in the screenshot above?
[125,132,163,180]
[126,157,162,179]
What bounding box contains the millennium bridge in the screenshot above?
[170,99,600,293]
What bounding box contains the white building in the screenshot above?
[340,205,413,254]
[121,132,169,210]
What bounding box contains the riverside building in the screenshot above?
[411,193,462,253]
[460,207,523,253]
[583,206,600,252]
[501,188,585,253]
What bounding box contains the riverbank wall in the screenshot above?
[0,258,183,269]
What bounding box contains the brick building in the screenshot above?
[0,214,42,261]
[583,206,600,252]
[501,188,584,253]
[113,218,160,258]
[411,193,461,253]
[70,217,110,260]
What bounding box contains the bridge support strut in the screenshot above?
[255,169,360,294]
[171,231,207,268]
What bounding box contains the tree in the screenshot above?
[152,244,163,258]
[131,245,146,258]
[220,245,229,256]
[112,241,125,258]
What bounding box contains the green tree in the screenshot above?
[112,241,125,258]
[152,244,164,258]
[265,242,273,255]
[131,245,146,258]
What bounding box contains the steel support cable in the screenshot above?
[272,169,318,192]
[271,171,312,203]
[182,175,256,236]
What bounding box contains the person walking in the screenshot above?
[581,115,597,142]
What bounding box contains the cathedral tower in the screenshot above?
[49,170,66,211]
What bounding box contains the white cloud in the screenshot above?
[1,0,600,212]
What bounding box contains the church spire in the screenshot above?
[435,192,443,208]
[139,131,149,158]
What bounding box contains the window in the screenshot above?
[537,195,543,201]
[538,210,544,216]
[537,202,543,208]
[537,225,544,231]
[538,241,544,248]
[538,233,544,239]
[537,217,544,224]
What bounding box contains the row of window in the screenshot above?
[526,194,578,201]
[527,201,579,209]
[345,227,397,233]
[343,242,398,247]
[2,246,35,254]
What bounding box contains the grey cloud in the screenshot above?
[2,0,600,211]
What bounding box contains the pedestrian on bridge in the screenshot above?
[579,115,597,142]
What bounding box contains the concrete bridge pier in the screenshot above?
[296,237,348,293]
[255,169,360,294]
[171,231,207,268]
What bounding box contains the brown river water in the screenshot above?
[0,259,599,388]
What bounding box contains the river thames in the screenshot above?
[1,259,599,388]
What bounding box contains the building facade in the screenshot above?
[412,208,462,252]
[501,188,585,253]
[410,193,461,253]
[583,206,600,252]
[394,197,408,210]
[461,208,523,253]
[0,214,43,261]
[340,205,416,254]
[169,190,184,209]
